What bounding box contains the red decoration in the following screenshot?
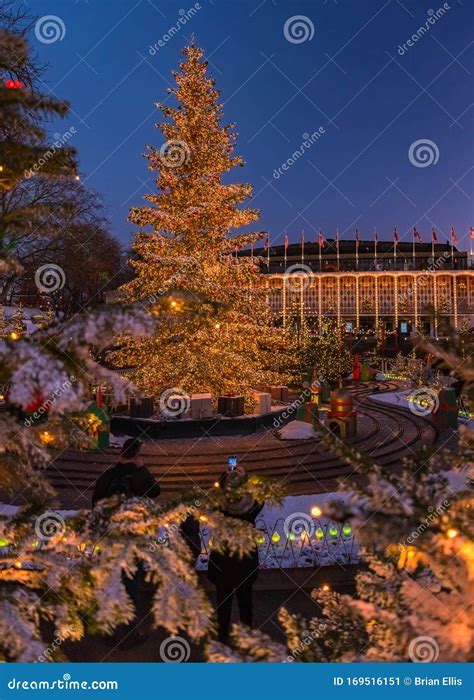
[5,80,23,89]
[25,390,46,414]
[352,354,361,381]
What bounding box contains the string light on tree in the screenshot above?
[110,43,287,405]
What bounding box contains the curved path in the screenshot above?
[45,382,438,508]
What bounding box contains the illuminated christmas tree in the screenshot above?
[298,320,352,386]
[111,44,286,403]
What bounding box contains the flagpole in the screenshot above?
[374,227,377,269]
[267,236,270,269]
[431,230,435,264]
[300,231,304,326]
[412,229,415,270]
[319,229,322,272]
[451,227,454,270]
[336,228,340,271]
[394,227,397,269]
[355,229,359,271]
[282,234,287,327]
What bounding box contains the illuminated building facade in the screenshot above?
[245,239,474,336]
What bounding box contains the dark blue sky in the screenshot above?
[27,0,473,250]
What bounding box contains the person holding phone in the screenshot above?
[226,455,239,472]
[207,457,264,644]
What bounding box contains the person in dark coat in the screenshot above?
[92,438,161,647]
[207,463,264,644]
[180,514,202,566]
[92,437,161,506]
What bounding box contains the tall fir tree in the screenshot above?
[0,27,76,192]
[111,44,287,402]
[0,9,78,295]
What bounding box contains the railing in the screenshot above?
[261,260,470,274]
[197,517,359,570]
[457,395,472,419]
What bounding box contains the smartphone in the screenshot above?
[227,456,237,471]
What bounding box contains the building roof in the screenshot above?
[242,239,462,258]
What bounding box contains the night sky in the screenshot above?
[26,0,473,250]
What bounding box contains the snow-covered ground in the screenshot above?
[109,434,128,448]
[370,387,415,408]
[370,388,473,426]
[278,420,318,440]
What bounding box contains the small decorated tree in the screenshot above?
[298,320,352,386]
